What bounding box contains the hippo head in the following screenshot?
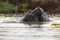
[22,7,49,22]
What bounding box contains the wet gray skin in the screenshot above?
[22,7,50,23]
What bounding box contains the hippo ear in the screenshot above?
[36,7,44,13]
[32,7,44,13]
[24,10,32,16]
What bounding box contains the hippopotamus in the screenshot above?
[22,7,49,22]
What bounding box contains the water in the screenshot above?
[0,17,60,40]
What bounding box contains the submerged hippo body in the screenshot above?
[22,7,49,22]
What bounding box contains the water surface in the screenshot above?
[0,17,60,40]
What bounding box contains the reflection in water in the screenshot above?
[0,17,60,40]
[0,24,60,40]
